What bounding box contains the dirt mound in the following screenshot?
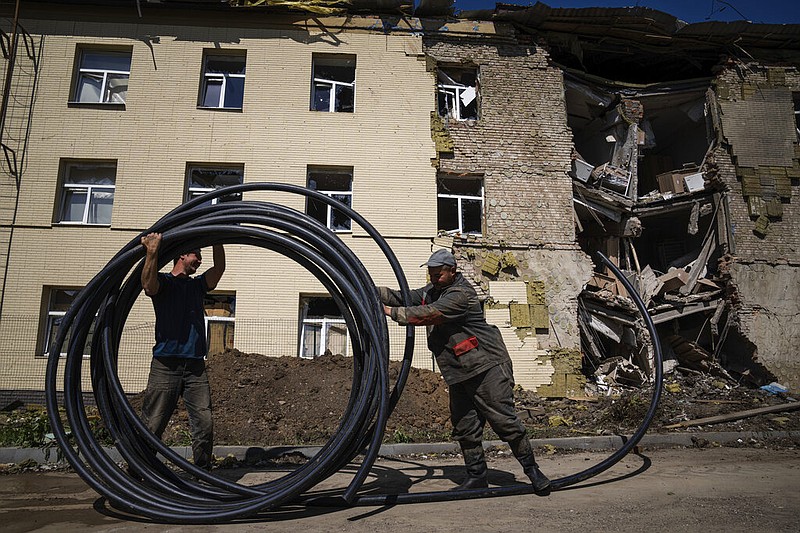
[132,349,452,446]
[131,349,800,448]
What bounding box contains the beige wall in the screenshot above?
[0,16,444,393]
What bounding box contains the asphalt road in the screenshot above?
[2,446,798,532]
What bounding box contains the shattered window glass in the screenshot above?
[299,295,350,358]
[437,175,483,235]
[73,49,131,104]
[307,168,353,231]
[59,162,116,225]
[44,288,94,356]
[437,67,478,121]
[186,166,244,206]
[200,53,246,109]
[311,54,356,113]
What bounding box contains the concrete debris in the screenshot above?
[595,356,648,392]
[567,76,754,395]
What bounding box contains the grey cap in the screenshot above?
[422,249,456,267]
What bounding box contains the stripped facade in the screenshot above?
[0,0,797,404]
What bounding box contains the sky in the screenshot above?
[451,0,800,24]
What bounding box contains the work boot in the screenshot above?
[450,443,488,491]
[510,436,551,494]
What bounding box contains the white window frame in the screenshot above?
[200,53,246,110]
[437,67,478,121]
[58,162,116,226]
[43,288,92,358]
[307,168,353,232]
[437,176,484,236]
[311,55,356,113]
[73,49,131,104]
[186,165,244,205]
[298,295,350,359]
[203,292,235,354]
[299,317,350,359]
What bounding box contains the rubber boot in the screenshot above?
[450,443,489,491]
[510,436,551,494]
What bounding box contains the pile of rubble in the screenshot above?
[564,79,771,394]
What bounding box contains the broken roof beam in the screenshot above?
[581,299,637,326]
[650,298,720,324]
[633,190,716,216]
[574,181,634,209]
[573,197,622,223]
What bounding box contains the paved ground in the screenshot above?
[2,445,798,532]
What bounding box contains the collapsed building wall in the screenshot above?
[711,64,800,390]
[566,58,800,392]
[423,31,593,394]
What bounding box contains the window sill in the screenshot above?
[68,101,126,110]
[36,353,90,359]
[53,222,112,227]
[197,106,243,112]
[309,109,355,114]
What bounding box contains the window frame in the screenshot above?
[41,287,92,358]
[437,66,479,121]
[56,160,117,226]
[298,295,350,359]
[204,292,235,355]
[185,164,245,206]
[310,54,356,113]
[436,174,485,236]
[71,47,132,105]
[306,166,353,232]
[198,52,247,110]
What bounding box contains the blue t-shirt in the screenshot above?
[150,272,208,358]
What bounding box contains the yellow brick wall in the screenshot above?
[0,17,442,393]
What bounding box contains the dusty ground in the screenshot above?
[1,447,798,532]
[131,349,800,448]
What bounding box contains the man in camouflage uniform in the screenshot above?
[378,249,550,493]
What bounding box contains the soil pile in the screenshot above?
[133,349,452,446]
[134,349,800,447]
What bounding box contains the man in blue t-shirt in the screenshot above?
[139,232,225,471]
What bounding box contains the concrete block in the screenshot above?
[509,303,531,327]
[481,253,501,276]
[526,280,546,305]
[531,304,549,329]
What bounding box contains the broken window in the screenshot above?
[186,164,244,206]
[437,174,483,235]
[57,161,116,225]
[204,292,235,356]
[306,167,352,232]
[42,287,93,356]
[72,48,131,104]
[298,295,349,359]
[311,54,355,113]
[199,52,246,109]
[437,66,478,121]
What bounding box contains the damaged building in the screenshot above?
[0,0,797,404]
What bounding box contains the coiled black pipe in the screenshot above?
[45,183,662,521]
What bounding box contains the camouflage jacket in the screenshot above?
[378,273,511,385]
